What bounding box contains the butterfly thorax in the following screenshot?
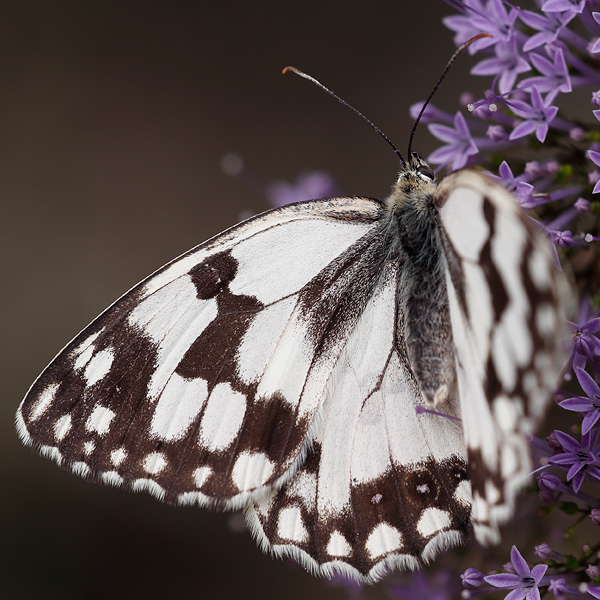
[384,157,456,406]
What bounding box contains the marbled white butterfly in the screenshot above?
[17,48,566,583]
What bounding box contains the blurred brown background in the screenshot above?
[1,2,482,598]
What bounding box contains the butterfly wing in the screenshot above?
[437,170,566,543]
[17,167,565,580]
[247,261,472,583]
[17,197,387,509]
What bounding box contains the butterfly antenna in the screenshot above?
[407,33,492,159]
[283,66,406,166]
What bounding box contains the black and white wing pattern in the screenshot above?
[17,157,566,583]
[247,258,471,581]
[438,170,565,544]
[17,198,386,507]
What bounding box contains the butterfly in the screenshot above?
[16,58,566,583]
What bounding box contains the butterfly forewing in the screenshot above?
[17,197,385,508]
[438,171,566,543]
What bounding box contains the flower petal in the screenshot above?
[427,123,459,144]
[510,121,537,140]
[589,150,600,168]
[485,573,521,587]
[510,545,531,578]
[582,317,600,334]
[525,585,541,600]
[554,430,581,453]
[583,411,600,434]
[576,367,600,398]
[505,588,528,600]
[531,563,548,583]
[535,123,549,143]
[559,397,592,412]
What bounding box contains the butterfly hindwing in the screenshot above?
[247,261,471,582]
[437,170,565,543]
[17,197,385,508]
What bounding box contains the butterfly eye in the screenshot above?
[418,164,435,181]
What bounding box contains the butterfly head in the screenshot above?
[390,152,437,207]
[407,152,435,182]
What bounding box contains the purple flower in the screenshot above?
[587,564,600,579]
[525,161,543,178]
[541,0,587,13]
[471,37,531,94]
[487,124,508,141]
[519,9,577,51]
[266,171,341,207]
[427,112,479,169]
[491,161,535,206]
[567,300,600,373]
[547,430,563,452]
[534,543,564,562]
[570,126,585,141]
[591,508,600,525]
[484,546,548,600]
[550,229,576,249]
[461,567,484,588]
[588,150,600,193]
[538,471,572,495]
[443,0,517,54]
[548,429,600,492]
[503,561,518,575]
[537,470,600,506]
[509,86,559,143]
[593,15,600,53]
[560,368,600,434]
[409,101,454,124]
[547,578,581,598]
[518,48,572,102]
[593,89,600,107]
[575,197,590,212]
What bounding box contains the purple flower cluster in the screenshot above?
[434,2,600,599]
[417,0,600,254]
[459,545,592,600]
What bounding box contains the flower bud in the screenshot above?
[460,567,484,588]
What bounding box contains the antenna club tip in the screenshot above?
[467,33,493,44]
[282,66,296,75]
